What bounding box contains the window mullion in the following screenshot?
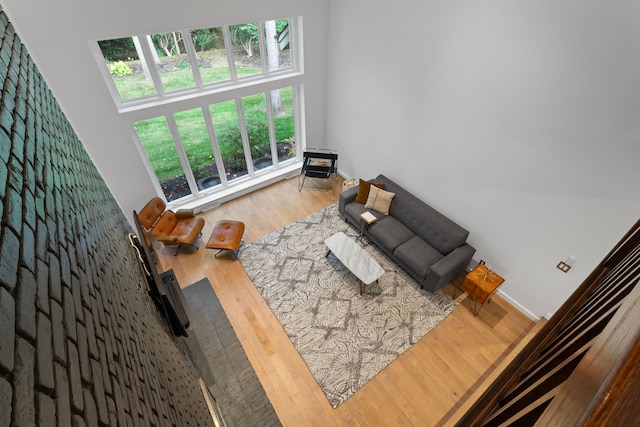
[264,91,278,165]
[293,85,304,161]
[290,17,300,72]
[165,115,198,195]
[201,106,227,185]
[222,26,238,82]
[136,35,166,96]
[256,21,268,75]
[182,30,203,88]
[235,98,254,174]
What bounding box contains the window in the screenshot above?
[190,27,232,85]
[97,36,156,100]
[96,18,301,204]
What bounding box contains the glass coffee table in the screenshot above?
[324,231,385,295]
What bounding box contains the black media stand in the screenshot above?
[157,269,191,337]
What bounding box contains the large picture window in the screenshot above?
[97,19,294,102]
[96,18,301,204]
[133,86,297,202]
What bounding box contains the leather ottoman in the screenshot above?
[206,220,245,258]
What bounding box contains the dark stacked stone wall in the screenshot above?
[0,8,210,426]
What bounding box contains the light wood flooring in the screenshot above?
[156,175,535,427]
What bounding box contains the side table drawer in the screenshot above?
[461,279,491,304]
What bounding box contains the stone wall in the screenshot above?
[0,8,211,426]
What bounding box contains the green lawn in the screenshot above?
[113,61,269,99]
[117,58,295,184]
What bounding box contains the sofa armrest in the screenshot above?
[423,244,476,293]
[338,185,359,216]
[175,209,195,219]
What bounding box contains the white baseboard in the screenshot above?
[497,289,540,321]
[168,163,301,213]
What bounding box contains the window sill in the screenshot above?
[167,161,302,213]
[118,71,304,115]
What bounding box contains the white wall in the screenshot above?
[1,0,329,223]
[326,0,640,318]
[4,0,639,318]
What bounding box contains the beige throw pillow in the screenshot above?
[365,186,395,215]
[353,179,385,204]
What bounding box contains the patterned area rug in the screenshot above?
[240,204,457,408]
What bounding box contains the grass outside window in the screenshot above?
[135,86,295,183]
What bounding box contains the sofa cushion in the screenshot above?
[344,202,386,226]
[374,175,468,254]
[353,179,385,204]
[364,186,395,215]
[367,216,414,252]
[395,236,444,280]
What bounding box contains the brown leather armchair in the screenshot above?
[138,197,205,255]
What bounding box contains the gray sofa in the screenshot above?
[339,174,475,293]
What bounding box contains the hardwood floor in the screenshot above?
[156,175,535,426]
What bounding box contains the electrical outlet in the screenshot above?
[557,261,571,272]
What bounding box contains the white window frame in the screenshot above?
[93,18,302,111]
[92,17,306,209]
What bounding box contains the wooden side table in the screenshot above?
[460,263,504,316]
[359,211,377,240]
